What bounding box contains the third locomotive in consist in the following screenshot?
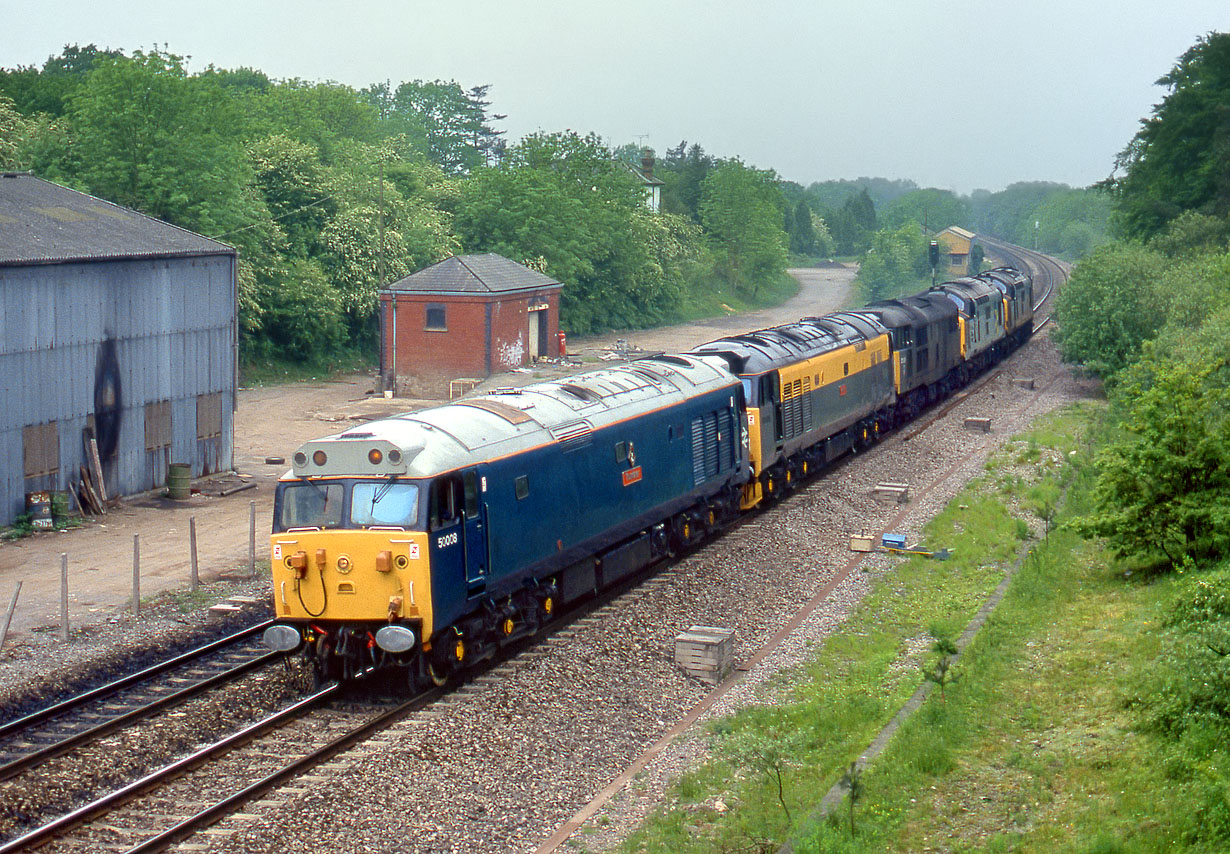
[262,267,1033,687]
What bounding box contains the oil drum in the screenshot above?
[167,463,191,500]
[25,491,53,529]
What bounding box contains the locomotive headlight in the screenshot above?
[263,624,303,652]
[368,448,383,465]
[336,554,352,573]
[375,625,417,653]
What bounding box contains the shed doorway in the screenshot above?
[528,306,548,360]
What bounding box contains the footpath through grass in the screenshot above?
[614,402,1230,853]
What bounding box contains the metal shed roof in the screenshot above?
[0,173,235,266]
[383,253,564,295]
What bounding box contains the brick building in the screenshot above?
[380,254,564,398]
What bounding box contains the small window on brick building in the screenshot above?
[197,393,222,440]
[145,400,171,450]
[425,304,447,331]
[23,422,59,478]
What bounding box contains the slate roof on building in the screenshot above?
[384,253,563,295]
[0,172,235,267]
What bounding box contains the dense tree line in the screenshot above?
[1,44,1117,369]
[1054,32,1230,568]
[0,46,796,363]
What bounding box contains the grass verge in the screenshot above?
[614,402,1230,853]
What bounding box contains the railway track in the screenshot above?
[0,620,278,784]
[0,573,663,853]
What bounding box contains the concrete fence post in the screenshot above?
[249,500,256,578]
[60,553,69,642]
[132,534,140,616]
[0,580,22,652]
[189,516,199,593]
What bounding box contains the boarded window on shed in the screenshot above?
[196,393,222,440]
[515,475,529,501]
[145,400,171,450]
[425,304,447,331]
[23,422,58,478]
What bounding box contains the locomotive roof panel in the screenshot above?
[689,313,886,376]
[286,354,740,480]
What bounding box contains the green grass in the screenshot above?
[618,402,1230,852]
[239,347,376,387]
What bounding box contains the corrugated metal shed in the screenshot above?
[0,174,237,526]
[385,253,562,295]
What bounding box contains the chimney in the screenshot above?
[641,149,654,181]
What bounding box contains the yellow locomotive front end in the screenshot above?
[262,435,436,683]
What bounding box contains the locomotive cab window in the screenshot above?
[279,482,344,530]
[515,475,529,501]
[351,481,419,528]
[615,441,629,463]
[430,476,463,529]
[463,471,480,519]
[843,362,849,376]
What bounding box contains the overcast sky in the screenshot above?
[4,1,1227,194]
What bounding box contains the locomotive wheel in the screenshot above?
[668,514,690,556]
[427,659,450,687]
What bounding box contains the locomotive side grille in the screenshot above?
[551,420,593,452]
[692,412,720,485]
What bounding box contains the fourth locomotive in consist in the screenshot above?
[261,268,1034,687]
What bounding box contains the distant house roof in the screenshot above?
[938,226,976,242]
[385,253,563,296]
[0,172,235,267]
[622,159,665,188]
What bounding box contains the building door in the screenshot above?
[528,307,547,360]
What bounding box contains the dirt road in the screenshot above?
[0,266,854,641]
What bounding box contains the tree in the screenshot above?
[1106,32,1230,240]
[66,49,255,238]
[0,44,122,117]
[0,94,27,169]
[1074,331,1230,564]
[454,131,685,333]
[857,223,929,301]
[387,80,503,174]
[1052,243,1169,379]
[880,188,970,233]
[788,199,817,254]
[657,140,715,221]
[699,159,788,297]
